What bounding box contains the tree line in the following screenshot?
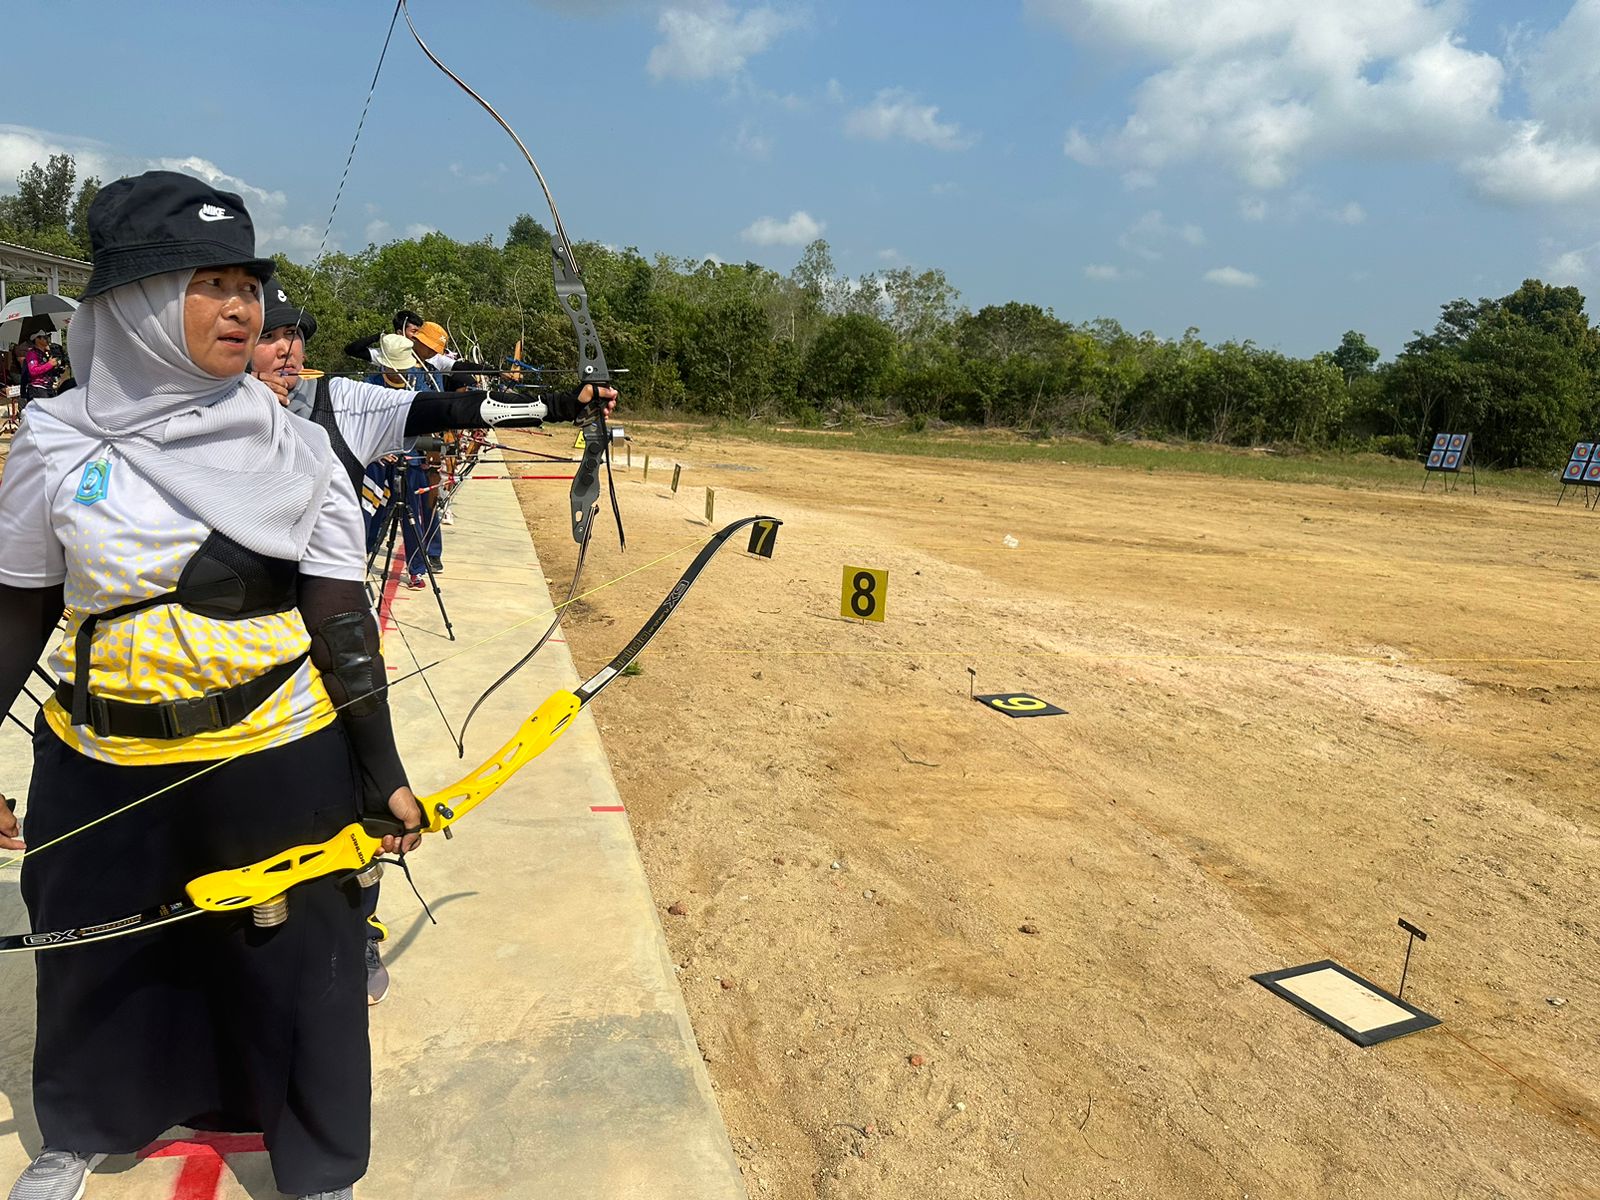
[6,155,1599,469]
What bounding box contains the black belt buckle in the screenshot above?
[160,692,227,739]
[86,694,114,739]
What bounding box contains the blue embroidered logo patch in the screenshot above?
[74,459,111,506]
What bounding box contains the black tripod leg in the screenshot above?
[400,492,455,641]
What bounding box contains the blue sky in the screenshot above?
[6,0,1600,358]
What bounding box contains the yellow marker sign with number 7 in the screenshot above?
[841,566,888,622]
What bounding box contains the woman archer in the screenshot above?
[0,171,422,1200]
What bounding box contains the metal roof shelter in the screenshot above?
[0,238,90,306]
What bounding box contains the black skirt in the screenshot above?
[20,718,371,1196]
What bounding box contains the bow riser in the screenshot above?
[187,689,582,912]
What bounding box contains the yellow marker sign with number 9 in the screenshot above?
[841,566,888,622]
[991,696,1047,712]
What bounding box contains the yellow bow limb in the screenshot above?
[186,689,583,914]
[419,688,581,833]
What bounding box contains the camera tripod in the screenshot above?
[367,457,454,640]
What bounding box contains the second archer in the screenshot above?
[250,275,615,1004]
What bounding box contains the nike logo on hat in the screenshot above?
[197,204,233,222]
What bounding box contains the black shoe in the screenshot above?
[427,556,444,573]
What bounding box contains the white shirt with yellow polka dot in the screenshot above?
[0,407,365,766]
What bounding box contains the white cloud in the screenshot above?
[877,248,903,262]
[1464,121,1600,205]
[1519,0,1600,144]
[844,88,976,151]
[1240,191,1366,224]
[257,224,322,257]
[1063,126,1099,165]
[0,125,341,255]
[1547,247,1593,282]
[740,210,824,245]
[0,124,116,189]
[1031,1,1508,192]
[157,155,326,256]
[365,219,392,243]
[1084,264,1122,280]
[157,156,286,217]
[647,3,803,83]
[1118,209,1205,260]
[1544,236,1600,283]
[1205,265,1261,287]
[448,161,507,186]
[735,122,772,159]
[405,223,438,239]
[1445,1,1600,206]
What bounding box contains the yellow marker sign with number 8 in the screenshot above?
[841,566,888,622]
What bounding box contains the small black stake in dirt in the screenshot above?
[1397,918,1428,1000]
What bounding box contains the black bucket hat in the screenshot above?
[261,274,318,343]
[81,170,277,299]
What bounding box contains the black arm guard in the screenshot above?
[310,610,385,716]
[342,332,381,364]
[309,609,409,820]
[404,391,486,436]
[0,582,63,719]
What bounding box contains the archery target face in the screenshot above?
[1576,443,1595,461]
[1586,462,1600,482]
[1275,967,1415,1032]
[1433,433,1450,450]
[1428,450,1445,468]
[1449,434,1466,451]
[1566,460,1586,480]
[1444,452,1460,469]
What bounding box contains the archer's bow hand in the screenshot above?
[382,786,424,855]
[571,385,618,425]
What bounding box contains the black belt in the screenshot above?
[54,655,308,740]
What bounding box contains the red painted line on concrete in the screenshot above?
[470,474,574,480]
[376,552,403,636]
[591,805,626,813]
[139,1133,267,1200]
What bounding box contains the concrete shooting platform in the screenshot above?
[0,443,744,1199]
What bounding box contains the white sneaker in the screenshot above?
[8,1150,105,1200]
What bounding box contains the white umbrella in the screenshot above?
[0,293,76,324]
[0,294,76,348]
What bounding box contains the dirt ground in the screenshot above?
[507,426,1600,1200]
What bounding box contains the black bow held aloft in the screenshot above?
[399,0,625,752]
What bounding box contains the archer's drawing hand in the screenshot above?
[259,373,295,405]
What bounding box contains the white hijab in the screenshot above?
[34,270,336,560]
